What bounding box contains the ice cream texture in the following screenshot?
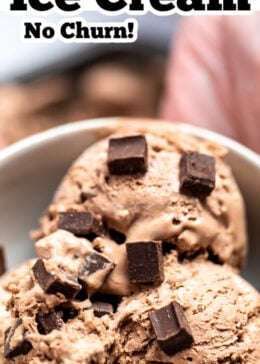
[0,124,258,363]
[35,125,247,281]
[0,232,259,363]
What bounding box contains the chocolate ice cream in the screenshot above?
[0,231,259,363]
[0,124,257,363]
[34,125,247,277]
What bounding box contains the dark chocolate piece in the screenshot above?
[126,241,164,284]
[79,252,115,292]
[180,151,215,198]
[4,319,32,359]
[109,228,126,244]
[59,307,78,322]
[108,135,148,175]
[58,211,103,237]
[32,259,81,299]
[0,245,6,276]
[74,283,88,302]
[149,301,194,356]
[90,293,121,312]
[36,312,64,335]
[92,301,114,317]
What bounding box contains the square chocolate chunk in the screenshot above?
[180,151,215,198]
[32,259,81,299]
[149,301,194,356]
[36,312,64,335]
[126,241,164,284]
[58,211,103,237]
[4,319,32,359]
[108,135,148,175]
[92,301,114,317]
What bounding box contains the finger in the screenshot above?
[160,15,260,153]
[161,16,235,135]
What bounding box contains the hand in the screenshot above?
[161,15,260,153]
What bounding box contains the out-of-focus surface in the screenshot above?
[1,14,259,154]
[0,51,165,145]
[161,15,260,154]
[0,13,179,146]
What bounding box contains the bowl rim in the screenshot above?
[0,118,259,167]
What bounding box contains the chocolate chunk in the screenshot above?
[36,312,64,335]
[91,293,121,312]
[4,319,32,359]
[79,252,115,293]
[149,301,194,356]
[58,306,78,322]
[180,151,215,198]
[79,252,114,276]
[108,135,148,175]
[92,301,114,317]
[58,211,103,238]
[74,283,88,302]
[0,245,6,276]
[126,241,164,284]
[109,228,126,244]
[32,259,81,299]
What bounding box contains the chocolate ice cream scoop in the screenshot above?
[34,125,247,297]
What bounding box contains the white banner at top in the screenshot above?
[1,0,260,14]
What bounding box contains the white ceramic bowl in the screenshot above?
[0,118,259,288]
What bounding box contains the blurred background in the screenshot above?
[0,12,259,154]
[0,12,179,145]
